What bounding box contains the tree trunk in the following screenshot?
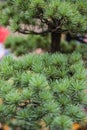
[51,32,61,53]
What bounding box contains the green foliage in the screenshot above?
[5,35,50,56]
[0,53,86,130]
[0,0,87,33]
[5,34,87,58]
[1,0,87,53]
[60,40,87,59]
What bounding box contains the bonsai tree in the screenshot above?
[0,0,87,52]
[0,53,87,130]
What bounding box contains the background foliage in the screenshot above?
[0,0,87,35]
[5,34,50,56]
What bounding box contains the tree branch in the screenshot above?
[17,29,49,35]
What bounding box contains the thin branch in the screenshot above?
[16,29,49,35]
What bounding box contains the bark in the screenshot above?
[51,32,61,52]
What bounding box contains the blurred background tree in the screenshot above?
[0,0,87,52]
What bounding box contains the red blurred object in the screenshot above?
[0,26,10,44]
